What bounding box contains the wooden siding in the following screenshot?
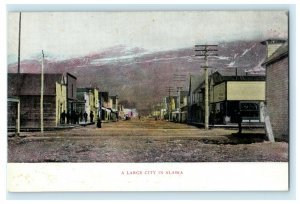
[266,57,288,140]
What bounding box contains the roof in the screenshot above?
[109,95,119,99]
[260,39,286,45]
[77,87,99,101]
[211,71,265,85]
[262,42,288,66]
[77,87,98,93]
[8,73,65,96]
[66,72,77,79]
[191,68,265,93]
[216,68,248,77]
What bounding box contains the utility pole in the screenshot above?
[195,44,218,129]
[174,74,186,123]
[16,12,22,135]
[165,86,174,121]
[40,50,44,133]
[17,12,21,74]
[176,87,182,122]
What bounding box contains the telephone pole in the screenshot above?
[40,50,44,133]
[16,12,22,135]
[17,12,21,74]
[177,87,182,122]
[173,74,186,123]
[195,44,218,129]
[165,86,174,121]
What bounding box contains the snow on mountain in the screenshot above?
[8,41,266,111]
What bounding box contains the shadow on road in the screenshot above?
[197,133,267,145]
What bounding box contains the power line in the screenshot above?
[165,86,174,121]
[17,12,21,74]
[194,44,218,130]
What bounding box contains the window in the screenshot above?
[240,102,260,121]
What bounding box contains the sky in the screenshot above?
[7,11,288,64]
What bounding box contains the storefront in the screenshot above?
[210,80,265,124]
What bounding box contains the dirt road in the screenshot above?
[8,118,288,162]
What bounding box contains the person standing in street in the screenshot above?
[83,111,88,123]
[237,110,242,134]
[90,111,94,123]
[79,111,83,122]
[66,111,70,124]
[60,110,65,124]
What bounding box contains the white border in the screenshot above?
[7,163,288,192]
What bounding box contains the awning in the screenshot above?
[102,107,111,113]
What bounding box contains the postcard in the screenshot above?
[7,11,289,192]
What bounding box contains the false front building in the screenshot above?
[76,87,100,122]
[209,70,265,124]
[187,70,266,125]
[8,73,69,129]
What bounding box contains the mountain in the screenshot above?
[8,41,266,113]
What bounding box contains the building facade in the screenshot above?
[209,72,266,124]
[77,87,100,122]
[187,71,266,126]
[66,73,77,113]
[187,75,203,124]
[8,73,68,128]
[261,40,288,141]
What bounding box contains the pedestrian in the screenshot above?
[75,111,79,124]
[210,110,215,127]
[79,111,83,122]
[66,111,70,124]
[90,111,94,123]
[215,110,221,124]
[60,110,65,124]
[83,111,88,123]
[71,110,76,124]
[237,110,242,134]
[97,117,102,128]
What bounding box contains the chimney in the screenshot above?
[261,39,286,58]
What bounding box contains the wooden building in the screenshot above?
[261,40,288,141]
[209,70,266,124]
[187,70,266,125]
[187,75,203,124]
[76,87,100,122]
[8,73,67,128]
[163,95,177,121]
[66,73,77,113]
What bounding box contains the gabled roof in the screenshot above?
[262,42,288,66]
[8,73,65,96]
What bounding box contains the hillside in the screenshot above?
[8,41,266,112]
